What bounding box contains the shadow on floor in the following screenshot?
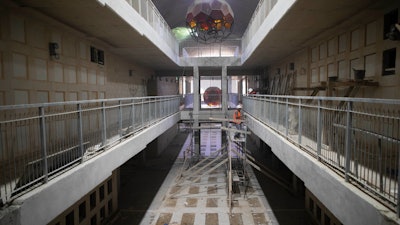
[110,131,311,225]
[109,132,189,225]
[246,137,313,225]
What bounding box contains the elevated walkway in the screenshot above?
[0,96,181,225]
[247,114,398,225]
[4,113,180,225]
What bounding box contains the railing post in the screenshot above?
[101,101,107,147]
[275,97,279,129]
[0,127,5,204]
[285,98,289,136]
[298,99,302,144]
[163,98,166,117]
[345,101,353,182]
[141,99,144,127]
[138,0,142,15]
[119,100,123,138]
[378,139,383,193]
[131,99,135,132]
[39,107,48,183]
[397,141,400,217]
[317,99,322,159]
[77,104,84,162]
[264,96,268,123]
[268,97,272,124]
[148,98,151,124]
[156,98,159,119]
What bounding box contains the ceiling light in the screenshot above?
[186,0,234,44]
[172,27,191,41]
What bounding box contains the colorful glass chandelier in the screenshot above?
[186,0,234,44]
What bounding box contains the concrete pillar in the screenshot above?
[221,66,228,146]
[193,66,200,157]
[238,78,244,103]
[221,66,228,112]
[193,66,200,113]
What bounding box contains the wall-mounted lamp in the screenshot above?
[49,42,59,59]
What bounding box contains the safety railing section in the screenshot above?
[243,95,400,215]
[0,95,181,205]
[182,45,240,58]
[125,0,179,56]
[241,0,278,52]
[180,39,242,58]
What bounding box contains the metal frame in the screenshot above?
[0,95,181,204]
[243,94,400,216]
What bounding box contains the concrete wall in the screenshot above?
[0,113,180,225]
[0,2,152,105]
[247,116,399,225]
[157,77,180,96]
[47,171,118,225]
[146,124,179,158]
[267,2,400,99]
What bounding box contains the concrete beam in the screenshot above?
[4,113,180,225]
[246,115,398,225]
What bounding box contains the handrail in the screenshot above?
[241,0,278,53]
[243,95,400,216]
[0,95,182,204]
[124,0,179,56]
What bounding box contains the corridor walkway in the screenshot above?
[112,129,309,225]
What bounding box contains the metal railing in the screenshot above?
[241,0,278,52]
[180,39,242,58]
[182,45,240,58]
[0,95,181,205]
[243,95,400,215]
[125,0,179,56]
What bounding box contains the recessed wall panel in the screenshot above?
[365,54,376,78]
[13,53,27,78]
[366,21,377,45]
[10,15,25,43]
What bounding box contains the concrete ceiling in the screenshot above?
[152,0,260,40]
[241,0,386,69]
[9,0,391,74]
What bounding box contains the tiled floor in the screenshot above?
[149,168,274,225]
[140,131,277,225]
[113,129,308,225]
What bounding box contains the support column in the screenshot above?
[221,66,228,113]
[193,66,200,158]
[221,66,228,148]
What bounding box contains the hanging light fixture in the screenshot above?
[186,0,234,44]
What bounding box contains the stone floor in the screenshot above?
[141,163,276,225]
[111,130,309,225]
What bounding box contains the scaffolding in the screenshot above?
[172,116,294,213]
